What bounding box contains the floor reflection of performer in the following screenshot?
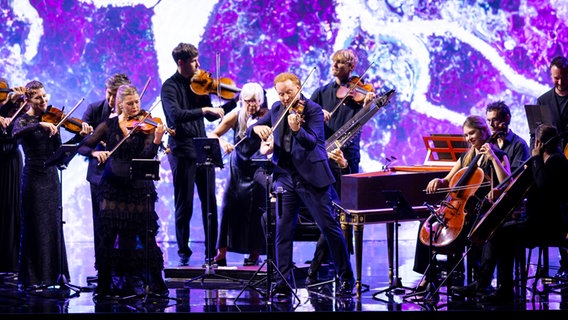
[413,115,510,296]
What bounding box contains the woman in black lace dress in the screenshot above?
[0,81,26,277]
[12,80,88,290]
[77,84,168,300]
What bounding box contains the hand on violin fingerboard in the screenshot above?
[287,113,302,132]
[80,122,94,136]
[202,106,224,119]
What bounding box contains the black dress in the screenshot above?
[217,118,266,256]
[77,117,167,297]
[12,113,69,289]
[0,102,23,274]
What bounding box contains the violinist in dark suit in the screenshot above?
[247,72,355,300]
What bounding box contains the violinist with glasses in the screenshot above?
[411,115,510,298]
[77,84,168,300]
[12,80,91,291]
[451,124,568,305]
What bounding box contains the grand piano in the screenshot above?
[339,134,466,298]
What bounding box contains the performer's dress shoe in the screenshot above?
[450,281,493,297]
[214,258,227,267]
[479,287,514,305]
[337,278,354,297]
[272,283,292,301]
[243,257,261,266]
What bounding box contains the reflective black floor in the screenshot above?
[1,239,568,318]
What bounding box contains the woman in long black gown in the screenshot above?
[12,80,84,291]
[209,82,267,266]
[77,84,168,300]
[0,81,26,277]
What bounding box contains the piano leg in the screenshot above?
[386,222,394,286]
[353,223,364,299]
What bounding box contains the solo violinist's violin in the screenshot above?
[190,69,241,100]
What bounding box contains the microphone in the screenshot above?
[424,202,447,228]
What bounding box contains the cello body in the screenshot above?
[419,155,485,248]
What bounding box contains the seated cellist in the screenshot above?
[412,114,510,298]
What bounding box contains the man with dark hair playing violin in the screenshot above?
[160,42,227,267]
[412,115,511,299]
[307,48,374,285]
[248,72,355,301]
[452,124,568,305]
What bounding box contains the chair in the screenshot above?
[517,237,568,302]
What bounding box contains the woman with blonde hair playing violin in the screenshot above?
[77,84,168,301]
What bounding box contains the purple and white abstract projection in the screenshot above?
[1,0,565,243]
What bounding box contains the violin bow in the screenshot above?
[4,100,28,128]
[54,97,85,131]
[105,99,162,159]
[329,61,375,117]
[139,77,152,101]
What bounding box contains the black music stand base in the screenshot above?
[372,190,417,303]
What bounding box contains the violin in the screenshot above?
[0,78,14,102]
[125,110,176,136]
[190,69,241,100]
[289,98,306,124]
[42,105,85,134]
[336,76,374,103]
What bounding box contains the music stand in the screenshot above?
[119,159,180,309]
[35,144,84,298]
[372,190,417,303]
[185,138,243,286]
[525,104,555,148]
[234,158,299,305]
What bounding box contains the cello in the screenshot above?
[468,157,534,245]
[419,152,485,248]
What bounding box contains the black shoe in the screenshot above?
[450,281,494,297]
[272,283,292,301]
[179,256,189,266]
[337,279,354,297]
[243,257,261,266]
[213,258,227,267]
[479,287,514,305]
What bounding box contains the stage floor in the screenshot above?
[1,240,567,318]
